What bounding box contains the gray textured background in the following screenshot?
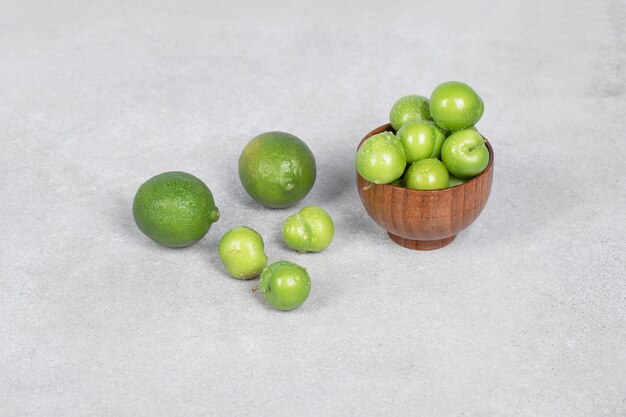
[1,0,625,416]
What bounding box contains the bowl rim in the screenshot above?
[356,123,494,193]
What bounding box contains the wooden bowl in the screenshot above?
[356,123,494,250]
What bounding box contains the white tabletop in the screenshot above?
[2,0,625,415]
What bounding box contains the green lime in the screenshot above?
[238,132,316,208]
[218,226,268,279]
[282,206,334,253]
[258,260,311,311]
[132,171,219,248]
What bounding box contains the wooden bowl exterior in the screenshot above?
[356,124,494,250]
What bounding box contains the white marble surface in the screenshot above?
[1,0,625,416]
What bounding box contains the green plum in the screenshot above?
[430,81,484,131]
[441,129,489,179]
[389,95,432,131]
[431,124,446,159]
[397,120,445,163]
[447,175,467,188]
[356,131,406,184]
[218,226,268,279]
[405,158,449,190]
[283,206,334,253]
[258,260,311,311]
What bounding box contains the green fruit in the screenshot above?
[441,128,489,179]
[430,81,484,131]
[447,175,467,188]
[389,95,432,131]
[218,226,268,279]
[397,120,445,163]
[430,123,446,159]
[259,260,311,311]
[405,158,449,190]
[356,131,406,184]
[238,132,316,209]
[132,171,219,248]
[283,206,334,253]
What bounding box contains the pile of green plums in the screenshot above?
[217,206,334,311]
[357,81,490,190]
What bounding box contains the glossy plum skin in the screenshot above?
[404,158,449,190]
[429,81,484,131]
[283,206,334,253]
[389,95,432,131]
[397,120,445,163]
[218,226,268,279]
[259,260,311,311]
[441,128,489,179]
[355,131,406,184]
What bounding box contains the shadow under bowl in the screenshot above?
[356,123,494,250]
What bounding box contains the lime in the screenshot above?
[258,260,311,311]
[238,132,316,208]
[132,171,219,248]
[282,206,334,253]
[218,226,268,280]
